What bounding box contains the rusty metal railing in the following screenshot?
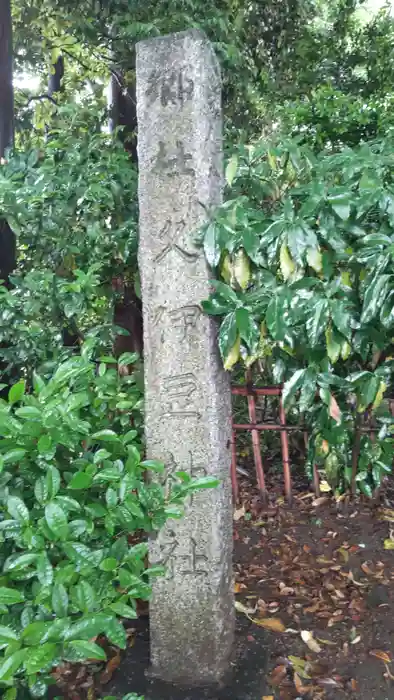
[231,375,394,506]
[230,376,295,506]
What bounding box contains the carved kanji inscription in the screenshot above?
[162,373,201,419]
[155,216,199,263]
[153,530,209,580]
[154,140,195,178]
[153,305,201,340]
[146,68,194,107]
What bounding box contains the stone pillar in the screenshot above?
[136,30,234,684]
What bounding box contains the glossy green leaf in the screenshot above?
[92,429,119,442]
[140,459,164,473]
[328,193,350,220]
[105,618,127,649]
[34,477,49,505]
[24,643,57,675]
[37,434,53,454]
[8,381,26,405]
[0,588,25,605]
[108,602,138,619]
[361,274,391,324]
[0,649,27,682]
[266,293,287,340]
[187,476,220,490]
[204,222,222,267]
[74,581,96,613]
[299,369,317,412]
[7,496,29,525]
[118,352,139,366]
[282,369,307,411]
[306,298,328,347]
[3,449,26,464]
[45,503,69,540]
[3,553,37,572]
[37,554,54,586]
[218,311,237,360]
[68,472,93,489]
[15,406,42,420]
[67,640,106,661]
[63,614,111,643]
[287,223,318,264]
[330,301,353,341]
[0,626,18,647]
[325,327,341,364]
[236,307,259,351]
[52,583,68,617]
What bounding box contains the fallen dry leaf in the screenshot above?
[378,508,394,522]
[317,678,342,689]
[361,562,375,576]
[312,497,329,507]
[257,598,268,617]
[269,664,287,687]
[279,582,295,596]
[251,617,286,632]
[289,656,309,679]
[234,582,245,593]
[234,600,256,615]
[262,697,274,700]
[305,660,330,678]
[384,539,394,550]
[294,672,306,694]
[317,638,337,646]
[384,664,394,681]
[304,601,320,613]
[233,505,246,521]
[301,630,322,653]
[338,547,349,563]
[370,649,392,664]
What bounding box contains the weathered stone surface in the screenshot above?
[136,29,234,684]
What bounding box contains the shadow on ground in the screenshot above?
[106,617,271,700]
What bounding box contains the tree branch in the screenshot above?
[26,94,58,107]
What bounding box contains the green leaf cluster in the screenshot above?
[0,348,212,696]
[0,100,138,379]
[203,136,394,494]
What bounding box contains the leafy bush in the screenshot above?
[0,101,139,378]
[0,346,214,697]
[202,136,394,495]
[278,85,394,151]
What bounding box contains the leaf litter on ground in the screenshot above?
[234,477,394,699]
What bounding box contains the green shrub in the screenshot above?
[0,346,215,697]
[277,85,394,151]
[0,101,139,379]
[202,136,394,495]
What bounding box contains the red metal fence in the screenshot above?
[230,372,320,506]
[231,373,394,506]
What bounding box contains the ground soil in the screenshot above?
[55,476,394,700]
[232,478,394,700]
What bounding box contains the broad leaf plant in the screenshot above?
[0,346,216,697]
[202,137,394,496]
